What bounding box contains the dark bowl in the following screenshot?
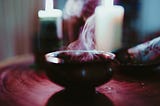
[45,50,115,88]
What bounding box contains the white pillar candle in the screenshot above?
[38,0,63,39]
[95,0,124,52]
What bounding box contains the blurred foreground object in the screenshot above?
[128,36,160,64]
[115,36,160,65]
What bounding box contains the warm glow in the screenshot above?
[46,56,64,64]
[103,0,114,8]
[95,0,124,52]
[104,52,115,60]
[38,0,62,18]
[45,0,54,11]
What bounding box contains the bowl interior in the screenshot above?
[45,50,115,64]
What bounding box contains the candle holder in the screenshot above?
[32,20,62,69]
[32,0,63,69]
[44,50,115,106]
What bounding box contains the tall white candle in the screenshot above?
[38,0,63,39]
[95,0,124,52]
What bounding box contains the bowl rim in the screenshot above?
[45,50,115,64]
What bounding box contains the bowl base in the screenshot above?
[46,88,113,106]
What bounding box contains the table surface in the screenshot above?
[0,54,160,106]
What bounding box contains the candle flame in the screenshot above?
[45,0,54,11]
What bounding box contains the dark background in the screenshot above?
[0,0,160,61]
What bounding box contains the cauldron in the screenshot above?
[45,50,115,106]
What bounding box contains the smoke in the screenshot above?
[63,0,84,19]
[67,15,96,50]
[81,0,101,20]
[62,0,113,62]
[64,15,111,62]
[63,0,100,20]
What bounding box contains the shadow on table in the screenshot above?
[46,89,114,106]
[112,62,160,80]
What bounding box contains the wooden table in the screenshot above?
[0,54,160,106]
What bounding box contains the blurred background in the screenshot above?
[0,0,160,61]
[0,0,66,61]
